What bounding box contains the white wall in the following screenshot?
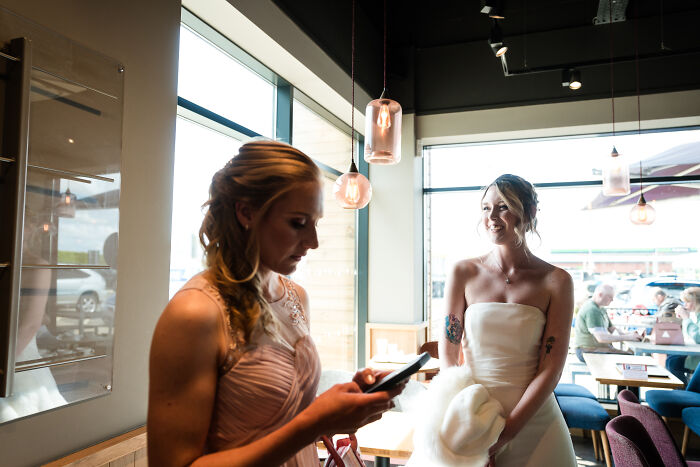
[0,1,180,465]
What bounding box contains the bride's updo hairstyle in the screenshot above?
[199,140,323,346]
[483,174,540,247]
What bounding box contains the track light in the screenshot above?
[562,68,582,90]
[488,21,507,57]
[481,0,505,19]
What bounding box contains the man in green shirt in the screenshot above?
[574,284,642,362]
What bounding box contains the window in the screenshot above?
[291,97,358,371]
[178,25,274,138]
[424,127,700,339]
[171,10,367,371]
[169,118,242,297]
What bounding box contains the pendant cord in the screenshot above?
[608,0,615,136]
[351,0,355,164]
[383,0,387,90]
[635,1,642,193]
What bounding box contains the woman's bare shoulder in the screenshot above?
[452,256,485,277]
[155,289,223,341]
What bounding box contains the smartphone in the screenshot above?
[364,351,432,393]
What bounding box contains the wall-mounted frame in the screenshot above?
[0,6,123,424]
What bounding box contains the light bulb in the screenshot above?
[630,195,656,225]
[496,46,507,57]
[333,166,372,209]
[377,103,392,130]
[65,195,71,205]
[345,176,361,204]
[602,146,630,196]
[43,223,50,232]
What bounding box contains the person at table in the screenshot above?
[665,287,700,385]
[573,284,642,363]
[439,174,577,466]
[147,140,404,467]
[653,287,681,318]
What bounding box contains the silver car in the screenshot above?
[55,268,108,313]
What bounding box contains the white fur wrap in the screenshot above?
[406,366,505,467]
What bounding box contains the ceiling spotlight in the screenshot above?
[562,68,582,90]
[489,21,507,57]
[481,0,505,19]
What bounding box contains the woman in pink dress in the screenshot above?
[148,141,403,466]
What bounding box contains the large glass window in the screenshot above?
[178,25,274,138]
[171,12,364,373]
[169,118,241,297]
[425,128,700,339]
[292,98,358,372]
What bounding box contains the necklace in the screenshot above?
[491,253,511,284]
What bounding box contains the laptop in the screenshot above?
[652,321,685,345]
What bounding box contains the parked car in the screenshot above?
[608,277,700,314]
[55,268,109,313]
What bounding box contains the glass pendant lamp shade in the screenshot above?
[334,162,372,209]
[630,193,656,225]
[364,93,402,165]
[602,147,630,196]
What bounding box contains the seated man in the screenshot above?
[653,287,681,318]
[574,284,642,363]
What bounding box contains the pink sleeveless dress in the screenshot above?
[177,273,322,466]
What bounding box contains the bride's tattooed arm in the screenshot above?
[445,314,463,344]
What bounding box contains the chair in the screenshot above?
[555,383,597,400]
[618,389,700,467]
[556,395,612,467]
[646,362,700,456]
[606,415,665,467]
[683,407,700,449]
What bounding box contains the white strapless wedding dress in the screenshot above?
[463,302,576,467]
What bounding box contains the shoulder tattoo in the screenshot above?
[445,314,463,344]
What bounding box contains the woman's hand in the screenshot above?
[678,306,691,320]
[302,379,405,437]
[352,367,395,391]
[486,424,514,466]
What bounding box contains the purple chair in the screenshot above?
[618,389,700,467]
[606,415,665,467]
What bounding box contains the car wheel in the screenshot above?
[77,292,99,313]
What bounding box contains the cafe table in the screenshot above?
[626,341,700,357]
[582,353,684,401]
[317,411,414,467]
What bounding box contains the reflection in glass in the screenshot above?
[1,62,121,423]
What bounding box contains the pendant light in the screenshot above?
[364,0,402,165]
[55,186,76,218]
[630,161,655,225]
[629,3,655,225]
[334,0,372,209]
[601,0,630,196]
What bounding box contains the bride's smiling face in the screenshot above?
[481,186,520,245]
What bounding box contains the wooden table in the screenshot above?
[582,353,685,397]
[317,411,414,467]
[627,342,700,357]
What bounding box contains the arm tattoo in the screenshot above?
[545,336,555,356]
[445,314,463,344]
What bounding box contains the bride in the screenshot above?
[438,174,576,466]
